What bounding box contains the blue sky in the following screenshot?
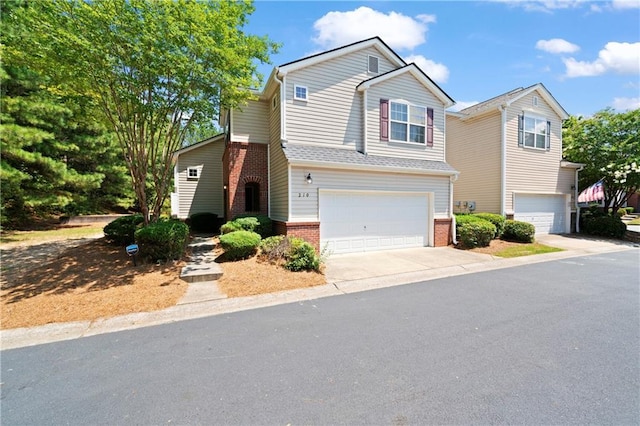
[244,0,640,117]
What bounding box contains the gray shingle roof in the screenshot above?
[283,144,458,174]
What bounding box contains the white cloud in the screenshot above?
[612,0,640,9]
[312,7,435,51]
[448,101,480,112]
[563,42,640,77]
[494,0,587,13]
[612,97,640,110]
[404,54,450,84]
[536,38,580,54]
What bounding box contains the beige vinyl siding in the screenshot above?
[176,141,224,219]
[504,90,568,213]
[446,113,502,213]
[268,93,289,221]
[366,73,446,161]
[285,46,397,147]
[231,99,269,144]
[289,166,451,221]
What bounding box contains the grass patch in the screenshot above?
[0,224,105,245]
[627,218,640,225]
[493,243,563,258]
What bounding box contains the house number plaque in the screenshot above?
[297,192,310,197]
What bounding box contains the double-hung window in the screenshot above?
[390,102,426,144]
[519,114,550,150]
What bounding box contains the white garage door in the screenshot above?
[514,194,567,234]
[319,191,429,254]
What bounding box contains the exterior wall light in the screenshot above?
[306,173,313,184]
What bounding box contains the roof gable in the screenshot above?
[172,133,225,160]
[357,63,454,108]
[455,83,568,120]
[277,37,406,75]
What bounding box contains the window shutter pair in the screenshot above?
[379,99,433,146]
[517,113,552,150]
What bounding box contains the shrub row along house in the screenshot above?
[171,37,582,254]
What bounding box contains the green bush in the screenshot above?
[232,214,273,238]
[188,212,218,233]
[134,219,189,262]
[501,220,536,243]
[103,214,144,245]
[455,213,486,228]
[219,230,262,260]
[473,213,506,238]
[582,215,627,238]
[626,206,635,214]
[285,237,320,272]
[259,235,286,259]
[457,221,495,249]
[220,221,242,234]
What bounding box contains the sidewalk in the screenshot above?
[2,234,637,351]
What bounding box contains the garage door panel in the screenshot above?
[514,194,567,234]
[320,191,429,254]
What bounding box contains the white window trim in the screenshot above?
[187,167,200,179]
[368,55,379,74]
[293,84,308,101]
[389,101,426,145]
[523,114,548,151]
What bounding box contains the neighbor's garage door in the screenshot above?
[319,191,429,254]
[514,194,567,234]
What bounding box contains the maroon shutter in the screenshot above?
[426,107,434,147]
[380,99,389,141]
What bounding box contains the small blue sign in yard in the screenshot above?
[126,244,139,266]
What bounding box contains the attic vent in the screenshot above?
[368,55,379,73]
[533,96,538,107]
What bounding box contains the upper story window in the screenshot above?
[368,55,379,74]
[518,114,550,150]
[294,85,308,101]
[380,99,434,146]
[187,167,200,179]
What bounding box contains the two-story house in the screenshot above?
[446,83,583,234]
[172,37,459,253]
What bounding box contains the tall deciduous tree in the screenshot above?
[563,108,640,214]
[7,0,278,224]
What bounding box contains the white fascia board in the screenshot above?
[278,38,404,76]
[560,160,586,168]
[505,84,569,120]
[289,159,459,177]
[172,133,225,160]
[357,65,455,108]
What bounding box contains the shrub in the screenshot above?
[259,235,321,272]
[219,230,262,260]
[188,212,218,233]
[473,213,506,238]
[501,220,536,243]
[626,206,635,214]
[233,214,273,238]
[582,215,627,238]
[457,221,495,249]
[103,214,144,245]
[285,237,320,272]
[220,221,242,234]
[455,213,486,228]
[135,219,189,262]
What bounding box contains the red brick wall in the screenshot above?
[223,142,268,220]
[434,218,452,247]
[273,221,320,251]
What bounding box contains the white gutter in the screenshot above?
[450,174,459,244]
[267,144,271,217]
[499,105,507,216]
[274,71,286,142]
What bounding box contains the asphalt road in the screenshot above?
[2,250,639,425]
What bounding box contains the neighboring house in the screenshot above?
[446,83,583,234]
[172,37,459,253]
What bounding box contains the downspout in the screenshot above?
[267,144,271,217]
[575,164,584,233]
[499,105,507,216]
[450,173,459,244]
[362,88,368,154]
[275,72,287,142]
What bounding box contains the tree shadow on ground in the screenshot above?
[1,239,178,303]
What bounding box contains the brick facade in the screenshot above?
[222,142,268,220]
[434,218,452,247]
[273,221,321,251]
